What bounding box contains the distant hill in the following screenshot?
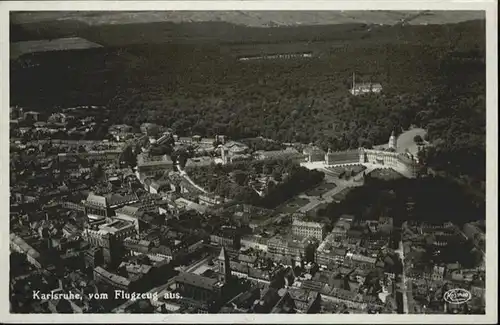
[11,10,485,28]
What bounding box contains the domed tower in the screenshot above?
[388,131,397,150]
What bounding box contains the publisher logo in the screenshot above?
[443,288,472,304]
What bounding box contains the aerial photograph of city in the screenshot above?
[5,7,494,321]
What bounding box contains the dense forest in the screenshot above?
[317,174,485,226]
[10,20,486,189]
[188,159,324,208]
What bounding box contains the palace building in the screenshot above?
[358,147,419,178]
[320,131,421,178]
[358,131,420,178]
[324,149,359,165]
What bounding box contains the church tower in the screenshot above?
[218,246,231,283]
[221,146,230,165]
[388,131,397,150]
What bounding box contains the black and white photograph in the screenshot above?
[1,1,497,323]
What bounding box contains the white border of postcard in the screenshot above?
[0,1,497,324]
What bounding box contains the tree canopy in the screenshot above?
[11,20,485,188]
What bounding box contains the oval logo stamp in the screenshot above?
[443,288,472,304]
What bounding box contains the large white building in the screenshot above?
[320,131,421,178]
[83,219,136,247]
[292,219,326,241]
[349,73,382,96]
[358,147,420,178]
[136,153,173,179]
[350,83,383,96]
[219,141,250,165]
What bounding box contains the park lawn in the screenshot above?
[305,182,337,197]
[276,197,310,213]
[370,168,404,181]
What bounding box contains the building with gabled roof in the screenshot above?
[349,73,382,96]
[350,82,383,96]
[84,192,139,220]
[252,287,282,313]
[10,233,44,268]
[292,218,326,241]
[115,205,144,232]
[184,156,213,170]
[136,152,173,179]
[174,272,225,302]
[221,287,261,313]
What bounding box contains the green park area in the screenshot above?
[276,197,310,214]
[305,182,337,197]
[370,168,404,181]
